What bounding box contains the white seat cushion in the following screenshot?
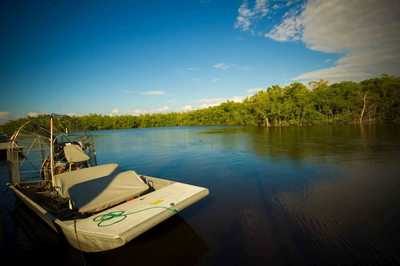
[54,163,119,197]
[63,143,90,163]
[68,170,149,214]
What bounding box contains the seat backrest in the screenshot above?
[63,143,90,163]
[54,163,119,197]
[69,170,150,213]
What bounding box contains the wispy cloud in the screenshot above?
[211,78,220,83]
[212,63,250,71]
[130,106,170,115]
[235,2,253,31]
[187,67,199,71]
[198,98,226,108]
[265,0,400,82]
[247,87,264,94]
[27,112,48,117]
[235,0,269,32]
[122,89,166,96]
[229,96,246,103]
[272,3,280,9]
[182,105,193,112]
[66,112,85,117]
[0,111,11,125]
[140,90,165,96]
[110,108,119,116]
[197,96,245,108]
[213,63,231,70]
[265,11,303,41]
[255,0,268,15]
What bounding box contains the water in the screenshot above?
[1,125,400,265]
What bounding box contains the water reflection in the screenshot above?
[2,201,83,266]
[87,216,208,266]
[275,159,400,265]
[1,125,400,265]
[3,200,207,266]
[202,125,400,163]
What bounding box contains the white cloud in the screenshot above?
[111,108,119,116]
[235,0,269,31]
[187,67,199,71]
[265,12,303,41]
[198,96,245,108]
[140,90,165,96]
[66,112,85,117]
[213,63,231,70]
[129,109,145,116]
[182,105,193,112]
[0,111,11,124]
[286,0,294,7]
[266,0,400,82]
[198,98,225,108]
[255,0,268,17]
[212,63,249,71]
[27,112,47,117]
[211,78,220,83]
[247,87,264,94]
[130,106,169,115]
[123,89,166,96]
[235,2,253,31]
[230,96,246,102]
[157,106,169,112]
[0,111,10,117]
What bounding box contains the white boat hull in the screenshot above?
[10,177,209,252]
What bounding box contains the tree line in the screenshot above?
[1,75,399,135]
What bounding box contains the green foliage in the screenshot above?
[1,75,400,135]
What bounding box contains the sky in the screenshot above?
[1,0,399,123]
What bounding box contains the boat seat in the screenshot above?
[68,170,150,213]
[64,143,90,163]
[55,163,149,213]
[54,163,119,197]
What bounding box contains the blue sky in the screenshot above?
[1,0,399,122]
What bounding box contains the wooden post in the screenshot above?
[50,115,55,187]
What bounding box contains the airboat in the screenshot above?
[6,115,209,252]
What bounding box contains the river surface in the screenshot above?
[1,125,400,266]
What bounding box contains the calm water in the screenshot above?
[1,125,400,265]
